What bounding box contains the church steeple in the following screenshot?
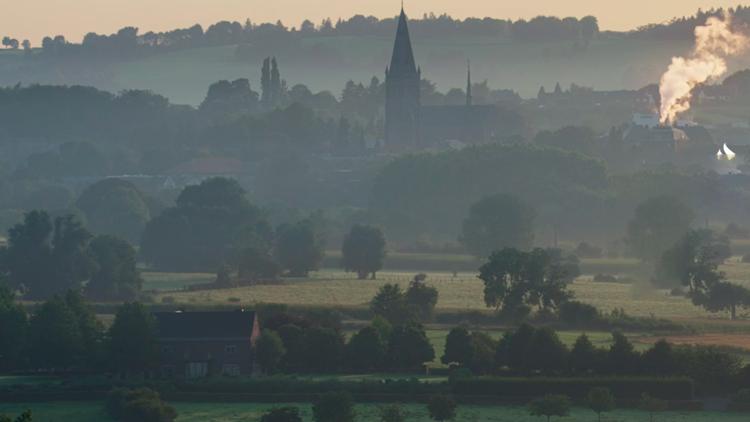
[466,60,473,107]
[389,7,418,76]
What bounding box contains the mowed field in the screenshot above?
[2,401,749,422]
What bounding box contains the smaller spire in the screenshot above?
[466,59,473,107]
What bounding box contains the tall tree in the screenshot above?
[87,235,142,301]
[461,194,535,258]
[76,178,151,244]
[275,219,325,277]
[341,225,386,279]
[0,284,27,371]
[108,302,158,375]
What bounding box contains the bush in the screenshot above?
[378,404,408,422]
[576,242,603,258]
[427,394,457,421]
[106,388,177,422]
[312,391,355,422]
[558,301,600,326]
[592,274,618,283]
[528,394,570,421]
[260,407,303,422]
[729,389,750,412]
[587,387,615,421]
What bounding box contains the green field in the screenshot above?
[1,401,749,422]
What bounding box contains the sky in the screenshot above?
[2,0,745,45]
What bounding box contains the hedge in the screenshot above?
[451,377,695,400]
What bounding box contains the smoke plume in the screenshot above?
[659,14,748,125]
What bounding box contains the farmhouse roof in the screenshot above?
[154,310,257,339]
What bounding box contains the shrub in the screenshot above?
[592,274,618,283]
[528,394,570,422]
[576,242,603,258]
[106,388,177,422]
[378,404,408,422]
[639,393,668,421]
[587,387,615,422]
[312,391,355,422]
[427,394,457,421]
[227,297,242,303]
[260,407,303,422]
[558,301,600,326]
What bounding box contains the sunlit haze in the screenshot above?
[3,0,746,44]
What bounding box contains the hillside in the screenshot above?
[0,35,708,105]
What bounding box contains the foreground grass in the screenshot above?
[2,401,750,422]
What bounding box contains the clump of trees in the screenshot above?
[0,210,142,301]
[478,248,580,318]
[370,274,439,324]
[658,229,749,319]
[626,195,694,263]
[106,388,177,422]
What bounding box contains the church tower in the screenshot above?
[385,7,421,150]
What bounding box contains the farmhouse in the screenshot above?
[154,310,261,378]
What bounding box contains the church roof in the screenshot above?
[389,8,418,76]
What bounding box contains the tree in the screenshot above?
[345,326,386,372]
[387,323,435,371]
[442,326,473,366]
[76,178,151,244]
[427,395,457,421]
[460,194,535,258]
[28,295,83,369]
[141,178,271,272]
[627,196,693,263]
[528,395,571,422]
[378,404,407,422]
[526,327,568,374]
[0,411,32,422]
[256,330,286,374]
[468,332,497,374]
[108,303,158,375]
[639,393,668,422]
[587,387,615,422]
[478,248,578,314]
[341,225,386,279]
[312,391,355,422]
[495,323,536,371]
[370,284,410,324]
[86,235,142,301]
[3,211,96,299]
[606,332,639,375]
[405,274,438,322]
[641,339,678,376]
[568,334,599,374]
[660,229,748,319]
[305,327,345,372]
[260,407,303,422]
[0,284,27,371]
[275,219,325,277]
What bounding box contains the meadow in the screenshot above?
[1,401,749,422]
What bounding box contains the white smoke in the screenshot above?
[659,14,749,125]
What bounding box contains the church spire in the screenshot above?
[466,59,473,107]
[389,6,417,76]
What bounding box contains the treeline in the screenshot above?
[632,6,750,40]
[21,13,601,61]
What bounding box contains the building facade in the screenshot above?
[154,310,261,378]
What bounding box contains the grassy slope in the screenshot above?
[2,401,750,422]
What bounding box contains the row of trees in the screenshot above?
[443,323,745,385]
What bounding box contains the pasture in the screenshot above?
[1,401,749,422]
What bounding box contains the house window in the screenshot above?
[185,362,208,378]
[225,345,237,354]
[160,365,176,378]
[161,345,173,354]
[222,364,241,377]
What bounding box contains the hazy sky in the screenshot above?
[3,0,745,45]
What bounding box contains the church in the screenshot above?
[385,7,509,151]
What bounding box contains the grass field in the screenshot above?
[2,401,749,422]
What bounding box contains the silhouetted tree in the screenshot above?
[341,225,386,279]
[461,194,535,258]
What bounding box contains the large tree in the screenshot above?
[341,225,386,279]
[141,178,272,272]
[275,219,325,277]
[460,193,535,258]
[478,248,579,314]
[0,284,27,371]
[76,178,152,244]
[2,211,96,299]
[108,302,159,375]
[386,323,435,371]
[627,196,694,263]
[659,229,749,319]
[86,235,142,301]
